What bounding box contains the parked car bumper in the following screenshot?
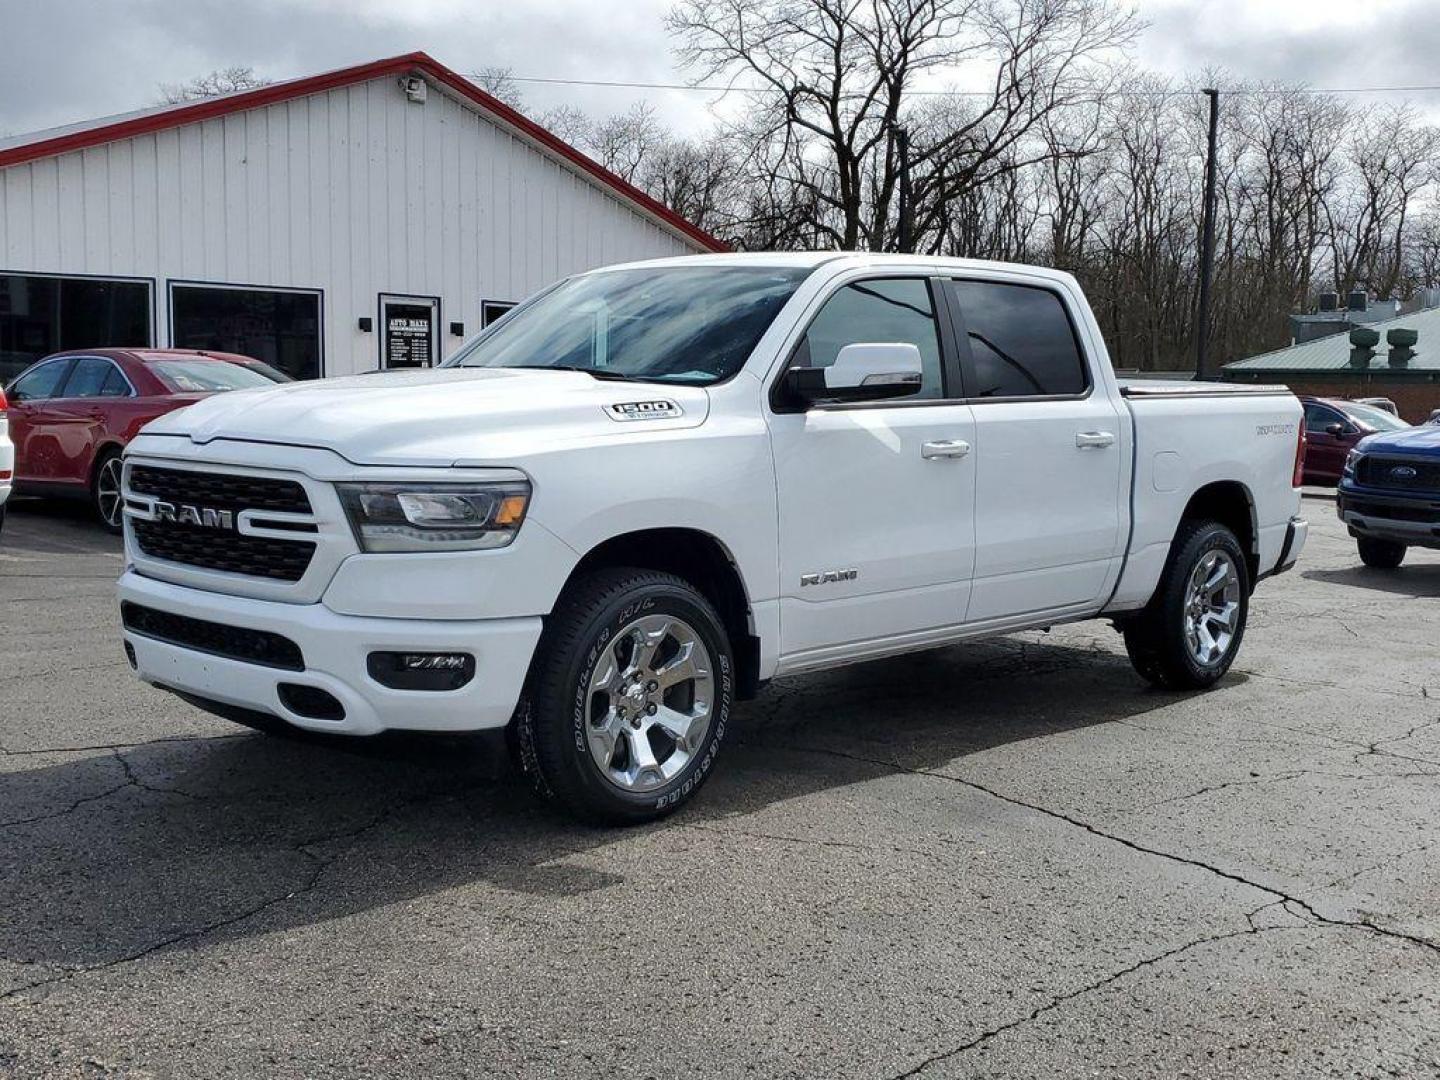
[118,568,543,736]
[1337,484,1440,550]
[1271,515,1308,576]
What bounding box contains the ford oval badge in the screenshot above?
[1390,465,1418,481]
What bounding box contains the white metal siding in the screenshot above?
[0,76,700,375]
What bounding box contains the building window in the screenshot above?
[170,283,322,380]
[0,273,152,382]
[482,300,516,327]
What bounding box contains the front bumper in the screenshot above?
[1337,485,1440,549]
[119,569,543,735]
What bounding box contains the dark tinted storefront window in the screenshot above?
[170,285,321,380]
[0,274,152,381]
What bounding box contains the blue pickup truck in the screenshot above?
[1338,424,1440,567]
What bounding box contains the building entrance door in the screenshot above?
[380,295,439,369]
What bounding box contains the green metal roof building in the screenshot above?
[1222,305,1440,422]
[1223,305,1440,380]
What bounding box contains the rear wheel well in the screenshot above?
[1179,481,1257,587]
[561,528,761,699]
[89,443,124,489]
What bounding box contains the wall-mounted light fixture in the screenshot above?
[357,317,373,333]
[450,322,465,337]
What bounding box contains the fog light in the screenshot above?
[367,651,475,691]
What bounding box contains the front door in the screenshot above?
[1302,401,1352,484]
[380,295,440,370]
[5,357,75,484]
[769,277,977,665]
[947,277,1126,623]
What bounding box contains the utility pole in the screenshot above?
[896,125,913,254]
[1195,88,1220,380]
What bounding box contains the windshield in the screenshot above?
[445,266,812,385]
[1341,402,1410,432]
[149,360,284,393]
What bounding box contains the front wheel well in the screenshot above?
[560,528,761,699]
[1179,481,1258,588]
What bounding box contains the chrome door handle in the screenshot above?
[922,439,971,460]
[1075,431,1115,449]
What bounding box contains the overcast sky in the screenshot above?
[3,0,1440,139]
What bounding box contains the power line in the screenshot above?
[499,73,1440,98]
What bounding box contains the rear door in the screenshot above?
[5,358,75,484]
[947,277,1127,623]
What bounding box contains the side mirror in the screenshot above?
[785,342,924,405]
[1324,422,1346,438]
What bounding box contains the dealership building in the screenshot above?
[0,52,721,382]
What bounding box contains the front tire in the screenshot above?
[514,568,734,824]
[92,450,124,534]
[1124,519,1249,691]
[1357,537,1406,569]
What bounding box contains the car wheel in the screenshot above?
[92,451,125,534]
[1124,519,1249,691]
[514,567,734,824]
[1357,537,1406,569]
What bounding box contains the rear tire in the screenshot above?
[513,568,734,824]
[1124,519,1249,691]
[1357,537,1406,569]
[92,450,124,534]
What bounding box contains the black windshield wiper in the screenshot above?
[497,364,644,382]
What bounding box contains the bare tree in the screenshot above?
[669,0,1137,251]
[471,67,527,108]
[157,67,270,105]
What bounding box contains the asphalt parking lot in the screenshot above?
[2,493,1438,1079]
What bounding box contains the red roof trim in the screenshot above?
[0,51,726,253]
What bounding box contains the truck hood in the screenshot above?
[1357,423,1440,457]
[140,367,711,466]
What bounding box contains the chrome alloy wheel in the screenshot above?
[96,457,124,529]
[585,614,715,793]
[1183,549,1240,667]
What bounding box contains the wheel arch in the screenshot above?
[1178,480,1258,588]
[89,440,126,489]
[561,527,762,699]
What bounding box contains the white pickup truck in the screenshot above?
[117,254,1308,822]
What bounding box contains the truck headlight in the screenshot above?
[1343,450,1360,478]
[336,481,530,552]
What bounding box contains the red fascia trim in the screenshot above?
[0,51,727,253]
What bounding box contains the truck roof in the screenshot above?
[591,250,1081,286]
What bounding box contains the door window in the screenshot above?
[381,297,438,369]
[950,280,1087,398]
[1303,403,1347,434]
[59,357,127,398]
[795,278,944,400]
[7,358,74,402]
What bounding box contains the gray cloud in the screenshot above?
[4,0,1440,142]
[0,0,691,137]
[1136,0,1440,98]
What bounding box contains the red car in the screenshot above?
[1301,395,1412,486]
[4,349,290,531]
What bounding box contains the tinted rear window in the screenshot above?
[950,280,1088,398]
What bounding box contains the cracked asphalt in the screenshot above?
[2,492,1439,1078]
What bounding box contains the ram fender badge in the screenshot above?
[606,400,682,421]
[800,568,859,587]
